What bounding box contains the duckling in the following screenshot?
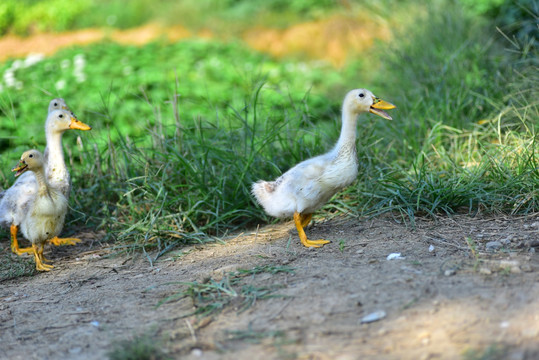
[11,149,68,271]
[252,89,395,248]
[0,105,90,255]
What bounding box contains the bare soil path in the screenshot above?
[1,214,538,360]
[0,16,389,66]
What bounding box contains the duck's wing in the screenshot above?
[0,172,38,228]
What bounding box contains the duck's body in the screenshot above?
[252,89,395,248]
[0,102,91,254]
[11,150,68,271]
[253,144,358,219]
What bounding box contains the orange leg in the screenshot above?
[293,212,330,248]
[48,236,81,246]
[300,213,313,228]
[10,224,33,255]
[32,244,53,272]
[38,245,53,265]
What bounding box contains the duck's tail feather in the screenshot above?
[251,180,275,206]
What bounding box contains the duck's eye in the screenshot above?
[59,114,63,118]
[29,154,33,158]
[54,103,58,106]
[358,93,364,98]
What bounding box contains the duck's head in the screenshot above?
[45,109,92,133]
[12,149,44,177]
[48,98,68,113]
[343,89,396,120]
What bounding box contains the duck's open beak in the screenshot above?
[12,161,28,177]
[69,116,92,130]
[369,96,396,120]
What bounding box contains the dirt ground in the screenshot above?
[0,16,388,66]
[1,213,538,360]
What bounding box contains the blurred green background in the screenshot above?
[0,0,537,252]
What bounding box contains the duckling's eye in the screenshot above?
[59,114,63,118]
[29,154,34,158]
[358,93,365,98]
[54,103,58,106]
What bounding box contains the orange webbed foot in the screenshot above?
[49,236,81,246]
[294,212,330,248]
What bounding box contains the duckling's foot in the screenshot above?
[32,245,54,272]
[294,212,330,248]
[10,225,33,255]
[36,245,53,264]
[41,253,52,264]
[13,246,34,255]
[36,261,54,272]
[49,236,81,246]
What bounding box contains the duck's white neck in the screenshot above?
[44,129,67,181]
[334,109,359,153]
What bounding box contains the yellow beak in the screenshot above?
[369,96,396,120]
[12,161,28,177]
[69,116,92,130]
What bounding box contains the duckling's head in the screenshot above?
[46,109,92,133]
[48,98,68,113]
[12,149,44,177]
[343,89,396,120]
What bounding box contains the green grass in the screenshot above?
[0,0,345,36]
[0,0,537,261]
[329,2,538,223]
[0,249,36,281]
[463,344,510,360]
[226,327,287,344]
[158,265,294,317]
[0,39,343,151]
[108,334,169,360]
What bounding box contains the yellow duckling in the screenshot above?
[252,89,395,248]
[11,149,68,271]
[0,103,90,255]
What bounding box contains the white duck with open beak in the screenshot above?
[252,89,395,248]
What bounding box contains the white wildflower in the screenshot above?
[4,69,16,87]
[297,63,309,72]
[74,54,85,67]
[74,72,86,83]
[123,66,133,76]
[106,15,117,26]
[73,54,86,83]
[11,60,22,70]
[55,79,66,90]
[209,57,221,67]
[24,53,44,68]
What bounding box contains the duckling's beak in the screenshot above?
[69,116,92,131]
[370,96,396,120]
[12,161,28,177]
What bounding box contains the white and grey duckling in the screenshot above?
[252,89,395,248]
[11,149,68,271]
